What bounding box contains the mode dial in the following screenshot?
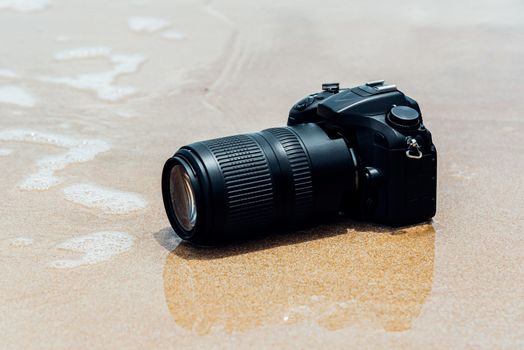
[387,105,420,128]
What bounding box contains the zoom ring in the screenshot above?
[265,127,314,217]
[203,135,275,229]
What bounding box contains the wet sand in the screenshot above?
[1,0,523,348]
[163,224,435,334]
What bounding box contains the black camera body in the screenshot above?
[162,80,437,244]
[288,81,436,226]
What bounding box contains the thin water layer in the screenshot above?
[164,224,435,334]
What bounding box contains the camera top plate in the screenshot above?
[317,80,408,118]
[288,80,427,150]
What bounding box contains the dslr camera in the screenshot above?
[162,80,437,244]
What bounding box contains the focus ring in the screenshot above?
[202,135,275,229]
[264,127,314,216]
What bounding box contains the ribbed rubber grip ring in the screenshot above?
[264,127,313,216]
[202,135,275,229]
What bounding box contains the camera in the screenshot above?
[162,80,437,245]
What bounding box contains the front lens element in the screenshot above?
[170,164,197,231]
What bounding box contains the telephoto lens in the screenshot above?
[162,124,358,245]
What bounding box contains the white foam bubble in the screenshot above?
[0,69,17,78]
[0,129,110,190]
[0,147,13,156]
[54,46,112,60]
[115,110,138,118]
[63,183,147,214]
[49,231,134,268]
[10,237,33,247]
[0,0,50,12]
[54,35,70,42]
[0,85,36,107]
[161,30,186,40]
[40,47,145,101]
[128,16,171,33]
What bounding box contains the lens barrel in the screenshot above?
[162,123,357,244]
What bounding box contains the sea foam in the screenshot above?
[0,0,50,12]
[40,47,145,101]
[0,129,110,190]
[0,69,17,78]
[115,110,138,118]
[63,183,147,214]
[10,237,34,247]
[0,85,36,107]
[161,30,186,40]
[0,147,13,156]
[53,46,112,60]
[54,35,70,42]
[49,231,134,268]
[128,16,171,33]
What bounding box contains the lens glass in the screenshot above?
[170,164,197,231]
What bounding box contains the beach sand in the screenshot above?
[1,0,523,348]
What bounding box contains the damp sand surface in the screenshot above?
[1,0,524,349]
